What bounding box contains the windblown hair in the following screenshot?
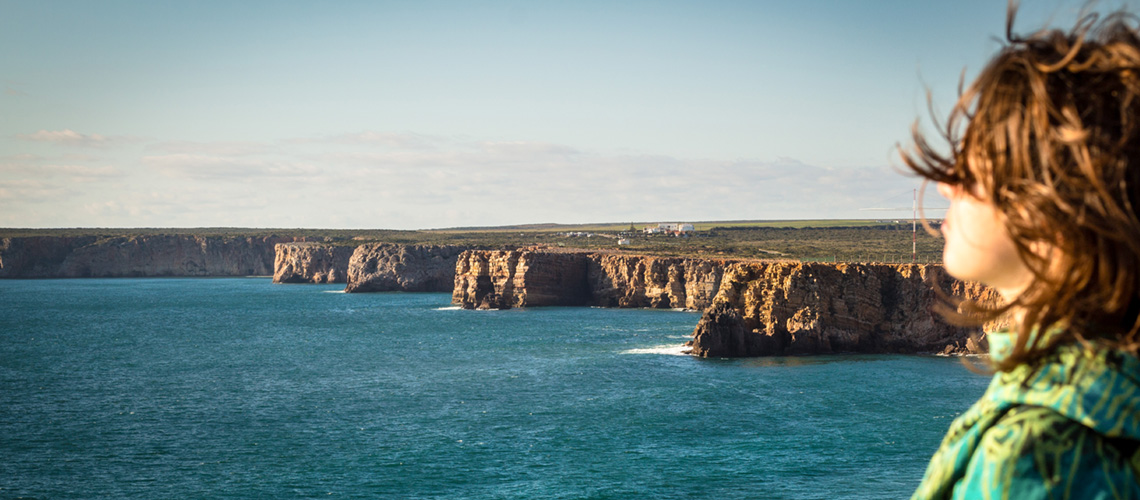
[903,2,1140,370]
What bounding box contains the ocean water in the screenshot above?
[0,278,989,499]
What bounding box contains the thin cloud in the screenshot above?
[0,161,121,179]
[4,86,28,97]
[0,153,42,162]
[0,179,70,203]
[15,129,140,149]
[289,131,448,150]
[476,141,581,157]
[147,140,272,156]
[143,154,322,179]
[0,128,926,228]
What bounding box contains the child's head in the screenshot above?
[903,4,1140,367]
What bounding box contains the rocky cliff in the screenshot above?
[689,262,999,357]
[453,249,999,357]
[344,244,472,293]
[452,250,737,310]
[587,254,735,310]
[0,235,292,278]
[273,243,355,284]
[452,250,592,308]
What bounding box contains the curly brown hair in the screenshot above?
[902,2,1140,370]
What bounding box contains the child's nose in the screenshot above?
[937,182,958,199]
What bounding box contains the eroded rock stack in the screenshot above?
[273,243,356,284]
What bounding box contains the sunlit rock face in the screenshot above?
[585,254,738,310]
[452,250,591,309]
[452,250,737,310]
[453,249,999,357]
[688,262,999,357]
[273,243,355,284]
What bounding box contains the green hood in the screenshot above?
[911,334,1140,499]
[985,332,1140,441]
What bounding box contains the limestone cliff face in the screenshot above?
[0,235,290,278]
[273,243,355,284]
[452,250,733,310]
[587,254,735,310]
[0,236,99,278]
[689,262,999,357]
[344,244,471,293]
[452,250,591,308]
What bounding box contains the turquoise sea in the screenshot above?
[0,278,989,499]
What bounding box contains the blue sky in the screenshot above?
[0,0,1113,229]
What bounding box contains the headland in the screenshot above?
[0,221,990,357]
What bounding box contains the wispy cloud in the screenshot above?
[147,140,272,156]
[15,129,140,149]
[0,179,70,203]
[0,128,926,228]
[4,86,28,97]
[288,131,448,150]
[31,164,120,178]
[143,154,322,179]
[0,157,123,183]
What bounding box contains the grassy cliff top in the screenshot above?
[0,219,944,264]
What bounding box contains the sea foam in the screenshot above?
[622,344,691,356]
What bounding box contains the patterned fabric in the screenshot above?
[911,333,1140,499]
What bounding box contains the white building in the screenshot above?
[645,223,695,235]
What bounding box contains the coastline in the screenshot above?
[1,235,994,359]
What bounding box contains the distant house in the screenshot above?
[645,222,695,236]
[617,238,631,245]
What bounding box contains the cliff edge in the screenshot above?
[689,262,999,357]
[453,249,999,357]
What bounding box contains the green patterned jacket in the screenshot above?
[912,334,1140,499]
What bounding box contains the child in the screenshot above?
[903,3,1140,498]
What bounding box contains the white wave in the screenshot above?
[435,306,463,311]
[321,290,346,294]
[622,344,691,356]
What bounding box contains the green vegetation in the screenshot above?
[0,219,945,263]
[438,219,897,232]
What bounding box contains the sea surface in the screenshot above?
[0,278,990,499]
